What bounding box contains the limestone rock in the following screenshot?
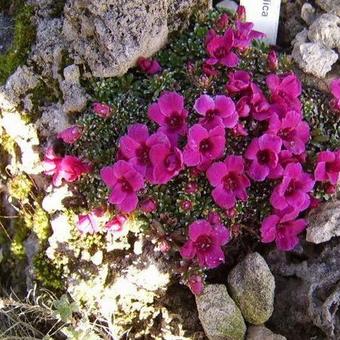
[306,201,340,244]
[63,0,211,78]
[316,0,340,17]
[228,252,275,325]
[196,284,246,340]
[29,17,64,79]
[266,241,340,339]
[247,326,286,340]
[216,1,238,13]
[60,65,87,114]
[0,66,38,109]
[37,103,69,136]
[308,14,340,49]
[301,3,316,26]
[292,42,338,78]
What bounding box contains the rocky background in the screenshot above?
[0,1,339,339]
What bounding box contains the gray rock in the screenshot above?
[246,326,286,340]
[306,201,340,244]
[316,0,340,17]
[37,103,69,136]
[196,284,246,340]
[63,0,211,78]
[60,65,87,114]
[228,252,275,325]
[292,28,309,46]
[308,14,340,49]
[29,17,64,80]
[301,3,316,26]
[0,66,39,108]
[266,241,340,339]
[216,0,238,13]
[292,42,338,78]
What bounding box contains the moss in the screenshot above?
[10,217,29,259]
[34,251,64,290]
[32,204,50,243]
[0,3,36,84]
[8,174,33,202]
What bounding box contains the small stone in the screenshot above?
[228,252,275,325]
[301,3,315,26]
[42,185,72,213]
[247,326,286,340]
[292,42,338,78]
[316,0,340,17]
[308,14,340,49]
[216,0,238,13]
[306,201,340,244]
[60,64,87,114]
[196,284,246,340]
[292,29,309,46]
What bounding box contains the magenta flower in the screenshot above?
[249,83,274,121]
[92,102,112,118]
[148,91,188,143]
[149,137,183,184]
[105,215,127,236]
[140,198,157,213]
[202,61,220,77]
[267,50,278,72]
[266,73,302,113]
[180,219,230,269]
[261,213,307,251]
[43,147,91,187]
[100,160,145,213]
[77,208,105,234]
[314,150,340,185]
[119,124,168,181]
[183,124,225,168]
[233,21,265,50]
[57,125,82,144]
[236,5,246,21]
[137,57,162,75]
[270,163,315,213]
[226,70,251,94]
[206,29,239,67]
[194,94,237,129]
[268,111,310,155]
[188,275,204,295]
[268,150,306,179]
[215,13,229,31]
[236,97,250,118]
[207,155,250,209]
[245,134,282,181]
[207,211,221,225]
[330,79,340,112]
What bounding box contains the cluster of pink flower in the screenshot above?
[42,10,340,285]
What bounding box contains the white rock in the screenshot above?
[42,185,72,213]
[308,13,340,49]
[216,0,238,12]
[316,0,340,17]
[49,214,72,243]
[292,42,338,78]
[301,3,315,26]
[307,201,340,244]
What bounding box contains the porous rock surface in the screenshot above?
[195,284,246,340]
[307,201,340,244]
[308,13,340,50]
[316,0,340,17]
[291,1,340,78]
[266,240,340,339]
[227,252,275,325]
[63,0,212,78]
